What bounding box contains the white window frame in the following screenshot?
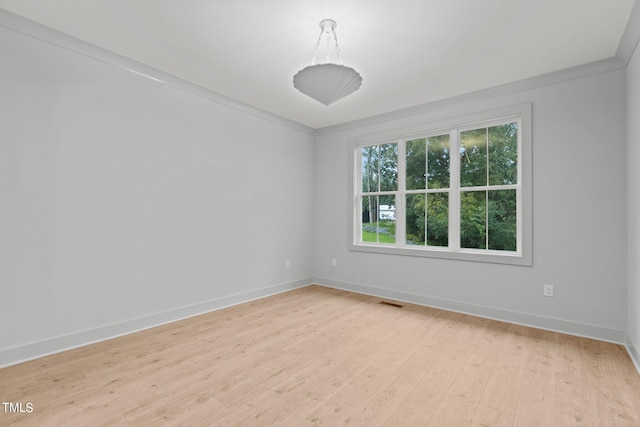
[348,104,532,266]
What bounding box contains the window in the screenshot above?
[350,104,532,265]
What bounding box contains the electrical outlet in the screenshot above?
[285,259,291,269]
[331,258,337,267]
[543,284,554,297]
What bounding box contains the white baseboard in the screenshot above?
[625,336,640,375]
[313,277,626,345]
[0,278,312,368]
[3,277,632,371]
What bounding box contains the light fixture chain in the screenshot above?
[310,20,343,65]
[332,27,343,65]
[326,30,331,63]
[310,26,324,65]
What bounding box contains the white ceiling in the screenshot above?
[0,1,636,129]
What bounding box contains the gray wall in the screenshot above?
[0,26,315,365]
[313,69,628,342]
[628,42,640,366]
[1,14,635,368]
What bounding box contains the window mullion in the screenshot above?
[485,190,489,250]
[377,145,381,192]
[450,130,460,250]
[356,149,362,244]
[396,139,406,246]
[424,138,429,247]
[485,128,489,250]
[375,195,381,243]
[517,118,523,254]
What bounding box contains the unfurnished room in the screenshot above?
[1,1,640,425]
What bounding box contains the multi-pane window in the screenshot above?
[361,143,398,244]
[405,134,450,247]
[355,115,526,262]
[459,122,518,251]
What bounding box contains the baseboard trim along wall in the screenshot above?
[313,277,627,345]
[626,336,640,375]
[3,278,636,375]
[0,278,312,369]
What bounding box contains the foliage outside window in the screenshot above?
[354,112,529,264]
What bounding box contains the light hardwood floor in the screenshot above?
[1,285,639,426]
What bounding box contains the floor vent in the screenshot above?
[379,301,404,308]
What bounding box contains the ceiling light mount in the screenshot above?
[319,19,336,31]
[293,19,362,106]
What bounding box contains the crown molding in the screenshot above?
[317,1,640,136]
[616,0,640,66]
[0,9,315,136]
[315,57,626,136]
[2,5,637,138]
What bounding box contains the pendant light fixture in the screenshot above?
[293,19,362,105]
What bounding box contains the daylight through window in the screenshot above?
[354,113,527,263]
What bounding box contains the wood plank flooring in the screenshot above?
[1,285,639,426]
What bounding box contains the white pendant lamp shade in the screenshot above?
[293,19,362,105]
[293,63,362,106]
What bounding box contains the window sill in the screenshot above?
[349,243,532,266]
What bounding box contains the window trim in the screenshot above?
[348,103,532,266]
